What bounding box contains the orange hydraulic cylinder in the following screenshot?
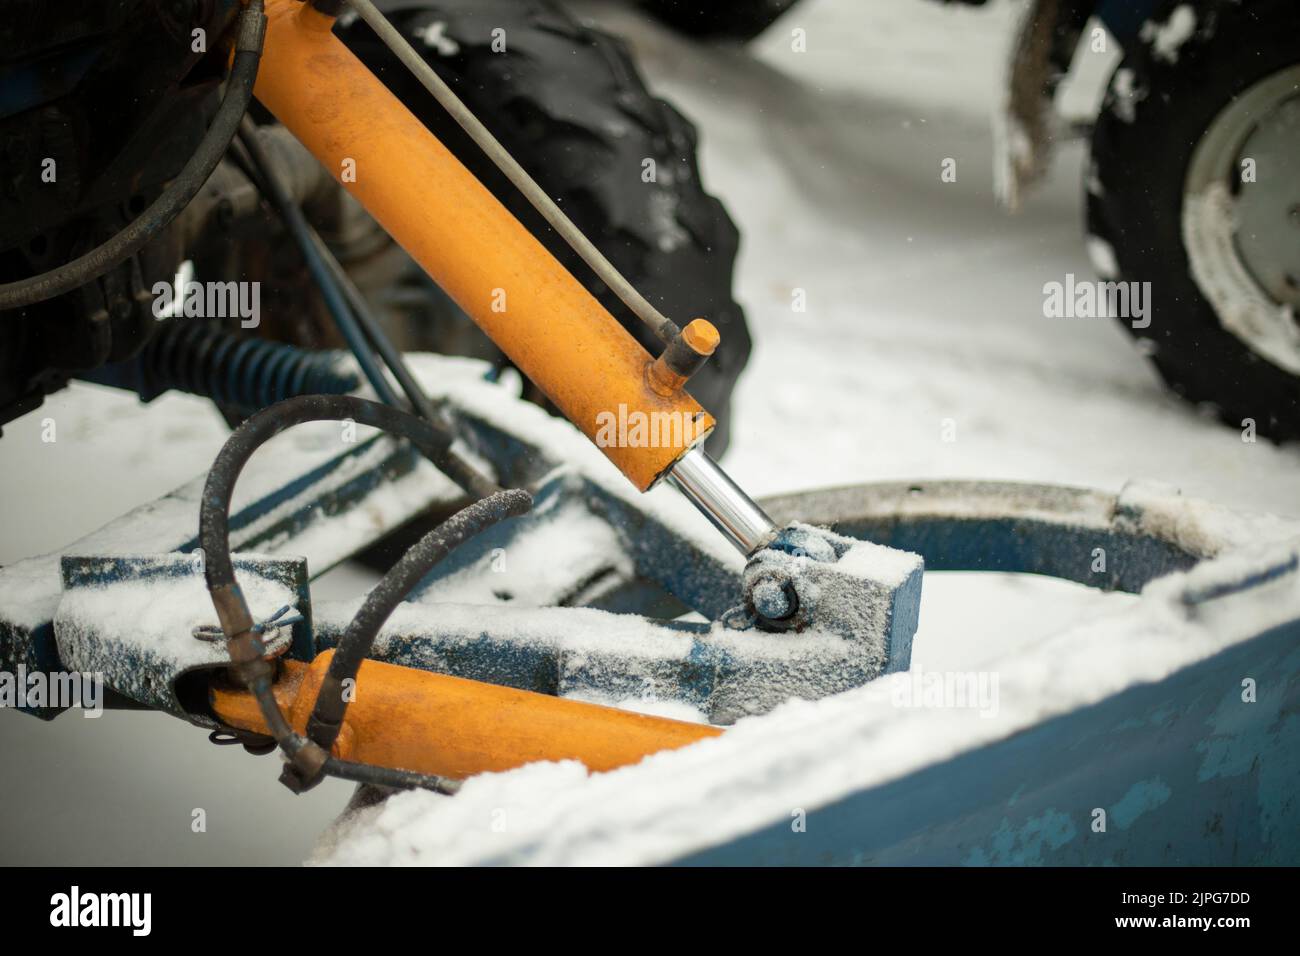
[210,651,721,779]
[251,0,713,490]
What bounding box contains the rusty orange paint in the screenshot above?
[647,318,720,396]
[210,651,721,779]
[682,319,721,356]
[250,0,714,490]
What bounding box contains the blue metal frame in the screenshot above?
[677,617,1300,865]
[5,357,1298,866]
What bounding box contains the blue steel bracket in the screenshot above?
[55,553,313,721]
[307,476,924,724]
[742,523,922,673]
[0,424,466,719]
[325,365,930,723]
[3,355,931,725]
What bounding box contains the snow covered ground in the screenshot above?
[0,0,1296,864]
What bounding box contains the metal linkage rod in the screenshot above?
[236,118,401,407]
[238,118,454,429]
[305,228,444,424]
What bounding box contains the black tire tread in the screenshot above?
[1086,0,1300,442]
[339,0,751,452]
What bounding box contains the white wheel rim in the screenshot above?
[1182,65,1300,375]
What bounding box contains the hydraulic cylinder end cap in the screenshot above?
[682,318,720,357]
[648,318,720,396]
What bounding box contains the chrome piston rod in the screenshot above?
[667,447,777,557]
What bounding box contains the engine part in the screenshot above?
[0,0,251,427]
[235,117,405,410]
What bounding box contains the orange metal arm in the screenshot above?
[210,651,720,779]
[251,0,714,490]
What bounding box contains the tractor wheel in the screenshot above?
[1087,0,1300,441]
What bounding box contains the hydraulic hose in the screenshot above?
[0,1,268,312]
[200,394,504,792]
[305,488,533,755]
[200,394,497,593]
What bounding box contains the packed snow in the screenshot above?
[1139,5,1198,64]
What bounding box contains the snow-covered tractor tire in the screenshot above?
[1086,0,1300,442]
[339,0,751,455]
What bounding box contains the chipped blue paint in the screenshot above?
[674,618,1300,865]
[1111,778,1171,829]
[1196,644,1300,851]
[964,810,1077,866]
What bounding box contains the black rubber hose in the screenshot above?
[200,394,498,593]
[322,756,461,794]
[199,394,501,791]
[0,1,267,312]
[306,488,533,754]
